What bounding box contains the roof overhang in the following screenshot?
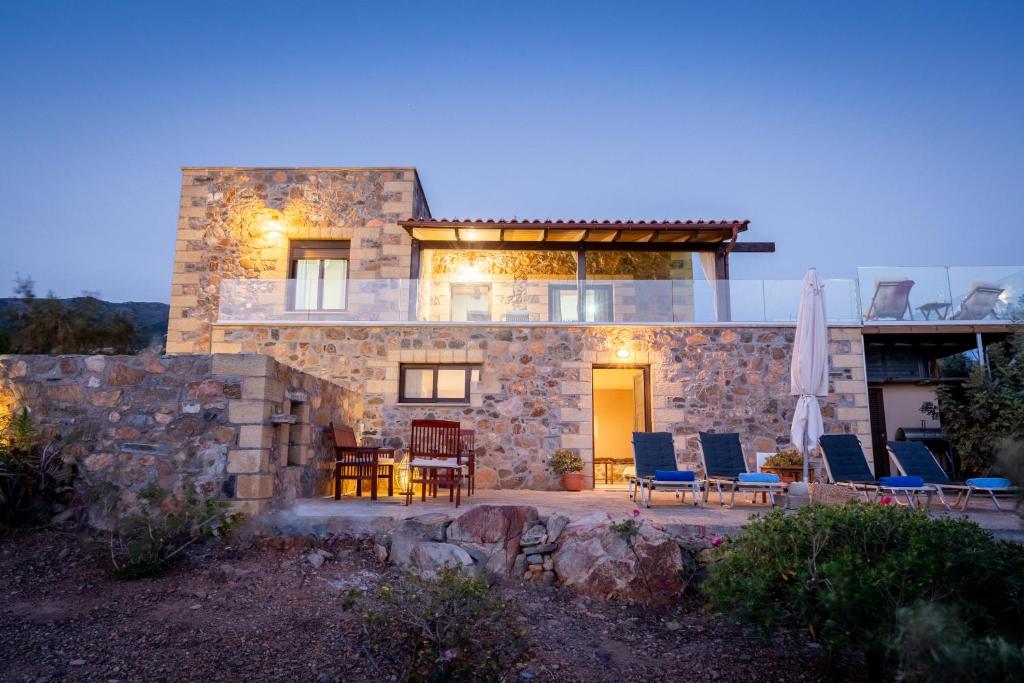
[399,218,760,249]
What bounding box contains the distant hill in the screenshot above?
[0,297,169,350]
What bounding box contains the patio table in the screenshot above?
[917,302,951,320]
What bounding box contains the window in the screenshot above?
[548,284,613,322]
[399,364,479,403]
[450,284,491,322]
[290,241,349,311]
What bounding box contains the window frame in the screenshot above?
[398,364,478,404]
[288,240,351,312]
[449,283,492,322]
[548,283,614,322]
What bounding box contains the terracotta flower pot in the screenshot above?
[562,471,585,492]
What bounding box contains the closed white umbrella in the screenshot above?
[791,268,829,483]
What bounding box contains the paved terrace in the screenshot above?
[270,489,1024,542]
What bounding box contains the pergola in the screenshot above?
[398,218,775,321]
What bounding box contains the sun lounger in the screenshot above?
[888,441,1020,512]
[865,279,915,321]
[630,432,703,507]
[698,432,788,507]
[951,282,1005,321]
[819,434,933,508]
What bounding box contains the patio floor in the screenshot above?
[277,488,1024,542]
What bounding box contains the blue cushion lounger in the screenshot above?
[630,433,703,508]
[738,472,781,483]
[878,475,925,488]
[698,432,788,508]
[887,441,1021,512]
[819,435,933,509]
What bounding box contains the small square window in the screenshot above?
[399,364,478,403]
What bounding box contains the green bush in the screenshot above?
[0,407,76,526]
[702,502,1024,679]
[90,484,238,579]
[549,448,583,474]
[895,602,1024,682]
[363,567,526,682]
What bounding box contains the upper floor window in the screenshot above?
[549,284,613,322]
[290,241,349,311]
[450,284,491,321]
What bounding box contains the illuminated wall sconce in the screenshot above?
[456,263,484,282]
[262,218,284,240]
[616,348,631,360]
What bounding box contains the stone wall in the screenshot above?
[168,167,428,355]
[0,352,362,515]
[215,324,870,489]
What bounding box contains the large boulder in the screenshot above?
[552,512,686,604]
[386,513,454,566]
[408,542,475,576]
[447,505,538,577]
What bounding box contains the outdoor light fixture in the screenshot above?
[616,348,631,359]
[262,217,284,239]
[456,263,483,282]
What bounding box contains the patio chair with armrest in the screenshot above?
[888,440,1020,512]
[406,419,466,508]
[331,422,395,501]
[630,432,702,508]
[865,279,915,321]
[951,282,1005,321]
[459,428,477,496]
[818,434,933,508]
[698,432,788,507]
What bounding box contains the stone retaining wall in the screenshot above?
[214,324,870,489]
[0,352,362,515]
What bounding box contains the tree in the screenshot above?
[922,330,1024,477]
[3,275,139,355]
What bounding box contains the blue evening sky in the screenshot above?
[1,1,1021,303]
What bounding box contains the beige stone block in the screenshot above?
[383,180,413,193]
[227,449,270,474]
[382,201,411,214]
[242,375,284,401]
[228,400,272,424]
[560,408,590,422]
[831,354,863,369]
[213,353,274,377]
[178,205,206,218]
[833,379,866,395]
[235,473,274,499]
[837,407,870,422]
[212,342,243,354]
[560,434,592,449]
[238,424,273,449]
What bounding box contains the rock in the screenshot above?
[542,570,556,585]
[520,542,558,555]
[526,554,543,564]
[408,542,475,575]
[69,659,86,666]
[306,551,325,568]
[520,523,548,547]
[546,515,570,543]
[512,553,527,577]
[85,355,107,372]
[543,557,553,571]
[447,505,538,576]
[552,512,687,605]
[374,543,389,563]
[397,512,451,542]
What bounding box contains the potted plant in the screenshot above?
[550,449,585,491]
[761,447,808,483]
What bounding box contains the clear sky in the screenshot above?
[1,1,1021,303]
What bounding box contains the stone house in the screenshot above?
[165,166,874,495]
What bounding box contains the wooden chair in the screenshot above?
[331,422,395,501]
[406,419,465,507]
[459,429,477,496]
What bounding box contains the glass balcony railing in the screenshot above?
[216,277,864,325]
[857,266,1024,323]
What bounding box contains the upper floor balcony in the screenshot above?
[213,265,1018,327]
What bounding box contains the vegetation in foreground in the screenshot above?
[703,501,1024,682]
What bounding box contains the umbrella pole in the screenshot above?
[802,444,809,483]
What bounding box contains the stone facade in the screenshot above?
[0,352,362,515]
[214,323,870,489]
[168,167,428,354]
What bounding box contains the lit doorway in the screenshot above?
[592,367,649,489]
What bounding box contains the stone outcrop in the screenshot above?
[446,505,538,576]
[552,512,687,605]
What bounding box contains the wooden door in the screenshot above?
[867,387,890,476]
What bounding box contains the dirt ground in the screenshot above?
[0,529,864,682]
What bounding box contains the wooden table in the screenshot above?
[593,457,630,485]
[917,302,951,320]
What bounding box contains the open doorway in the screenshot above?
[592,366,649,489]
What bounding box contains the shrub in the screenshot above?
[363,567,526,682]
[763,448,803,468]
[0,407,76,526]
[895,602,1024,682]
[549,448,583,474]
[702,502,1024,680]
[89,484,238,579]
